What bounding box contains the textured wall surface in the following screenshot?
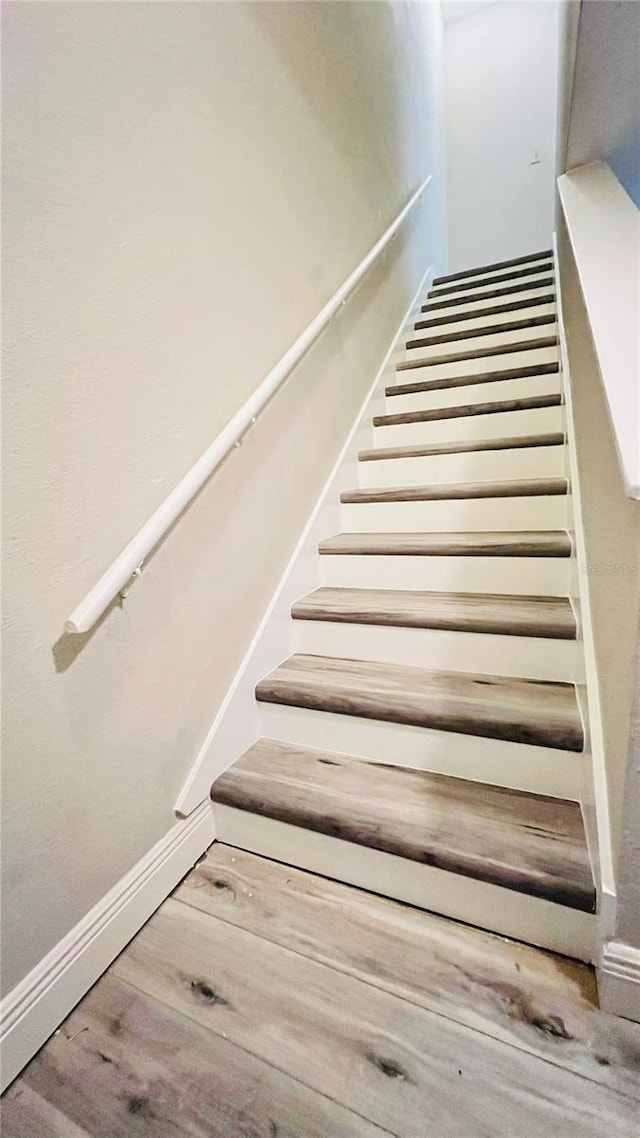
[1,1,447,996]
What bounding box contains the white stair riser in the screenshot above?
[413,301,557,336]
[395,345,559,384]
[428,268,554,304]
[422,284,556,321]
[291,619,579,682]
[257,702,584,800]
[319,553,573,595]
[385,373,561,415]
[404,324,558,362]
[358,445,566,488]
[430,259,553,292]
[215,807,595,962]
[340,495,569,533]
[373,406,564,447]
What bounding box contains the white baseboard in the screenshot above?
[599,941,640,1022]
[0,802,216,1092]
[174,262,434,818]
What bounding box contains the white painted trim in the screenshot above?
[0,802,216,1092]
[557,162,640,498]
[599,941,640,1023]
[64,176,432,635]
[174,262,435,818]
[552,231,615,904]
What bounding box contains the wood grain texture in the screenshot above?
[177,845,640,1099]
[415,293,556,329]
[421,278,555,311]
[291,587,577,639]
[374,393,561,427]
[1,973,388,1138]
[255,654,584,751]
[359,432,566,462]
[386,360,559,397]
[429,262,554,297]
[211,741,593,909]
[395,336,558,372]
[406,313,556,350]
[341,477,568,504]
[319,530,573,557]
[112,899,635,1138]
[433,249,553,286]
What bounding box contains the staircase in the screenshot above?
[211,248,597,962]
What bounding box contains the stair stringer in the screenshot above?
[174,262,435,818]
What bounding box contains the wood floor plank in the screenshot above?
[1,973,389,1138]
[429,262,554,297]
[0,1083,92,1138]
[177,845,640,1101]
[341,477,568,504]
[406,313,556,350]
[111,899,635,1138]
[386,361,559,397]
[359,433,565,462]
[291,587,576,639]
[212,741,594,908]
[421,278,555,312]
[395,336,558,372]
[255,654,584,751]
[415,293,556,329]
[319,530,573,557]
[374,393,561,427]
[433,249,553,286]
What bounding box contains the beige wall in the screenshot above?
[443,0,559,271]
[557,216,640,869]
[1,2,447,996]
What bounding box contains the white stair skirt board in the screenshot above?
[425,285,557,321]
[214,806,596,962]
[395,345,558,384]
[358,445,567,488]
[340,495,569,533]
[173,261,436,819]
[413,301,557,335]
[320,552,573,597]
[258,703,584,801]
[386,373,562,414]
[427,269,555,304]
[0,801,216,1094]
[291,620,580,683]
[404,325,559,363]
[373,406,564,447]
[600,941,640,1023]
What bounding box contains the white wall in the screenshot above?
[443,0,559,270]
[1,2,446,1000]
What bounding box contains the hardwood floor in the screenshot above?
[3,845,638,1137]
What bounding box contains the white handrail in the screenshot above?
[65,175,432,634]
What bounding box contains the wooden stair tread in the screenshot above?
[415,293,556,329]
[421,278,555,312]
[429,262,554,298]
[374,393,561,427]
[319,530,572,557]
[433,249,553,286]
[396,336,558,372]
[359,433,565,462]
[211,740,593,911]
[292,587,576,639]
[406,313,556,350]
[255,654,584,752]
[341,477,567,504]
[386,361,559,397]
